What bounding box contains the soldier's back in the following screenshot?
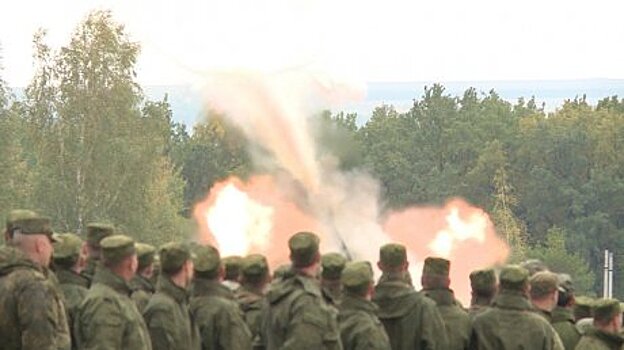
[574,329,624,350]
[424,289,470,350]
[551,306,581,350]
[236,286,265,341]
[338,295,390,350]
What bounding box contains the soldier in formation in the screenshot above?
[130,242,157,313]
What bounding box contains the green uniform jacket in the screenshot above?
[470,290,564,350]
[574,328,624,350]
[236,285,265,342]
[338,295,391,350]
[468,298,492,320]
[190,278,252,350]
[0,246,71,350]
[80,257,98,287]
[551,306,581,350]
[424,288,471,350]
[143,276,200,350]
[372,277,449,350]
[56,268,89,350]
[75,267,152,350]
[131,275,156,313]
[261,274,342,350]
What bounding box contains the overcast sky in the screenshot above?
[1,0,623,87]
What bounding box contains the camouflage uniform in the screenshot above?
[373,244,449,350]
[75,235,152,350]
[237,254,270,341]
[573,296,595,335]
[191,245,252,350]
[574,299,623,350]
[143,243,199,350]
[80,223,115,286]
[222,255,243,292]
[131,243,157,313]
[321,252,347,307]
[552,306,581,350]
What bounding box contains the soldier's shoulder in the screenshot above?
[144,292,177,314]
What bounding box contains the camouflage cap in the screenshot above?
[53,233,83,260]
[6,209,37,232]
[241,254,269,279]
[223,256,243,280]
[193,245,221,273]
[499,265,529,291]
[86,223,115,248]
[159,242,191,274]
[558,273,574,293]
[593,298,621,323]
[574,296,595,319]
[321,252,347,280]
[379,243,407,269]
[422,257,450,277]
[13,216,58,241]
[530,271,561,298]
[342,261,374,292]
[100,235,136,265]
[273,264,293,279]
[288,231,320,268]
[470,268,497,293]
[136,243,156,269]
[520,259,548,276]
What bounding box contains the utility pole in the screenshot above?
[603,249,614,298]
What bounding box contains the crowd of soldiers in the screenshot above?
[0,209,622,350]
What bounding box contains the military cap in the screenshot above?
[53,233,84,259]
[499,265,529,291]
[13,216,58,241]
[193,244,221,273]
[6,209,37,232]
[520,259,548,276]
[100,235,136,265]
[86,223,115,248]
[379,243,407,268]
[470,268,497,293]
[136,243,156,269]
[422,257,450,277]
[159,242,191,274]
[223,256,243,280]
[593,298,621,322]
[241,254,269,279]
[288,231,320,268]
[273,264,293,279]
[558,273,574,293]
[530,271,561,298]
[321,252,347,280]
[342,261,374,291]
[573,296,595,319]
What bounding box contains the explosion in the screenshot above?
[193,70,509,304]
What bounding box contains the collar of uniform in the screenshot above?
[471,296,493,307]
[340,295,379,314]
[239,283,264,297]
[586,328,624,346]
[294,274,322,297]
[56,268,90,288]
[492,290,533,311]
[192,278,234,299]
[92,266,133,296]
[377,272,411,285]
[423,288,457,306]
[551,306,575,324]
[374,280,415,299]
[157,275,189,304]
[130,274,155,293]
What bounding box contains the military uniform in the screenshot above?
[574,299,623,350]
[470,265,564,350]
[468,269,496,319]
[574,296,595,335]
[552,306,581,350]
[373,244,449,350]
[191,245,252,350]
[80,223,115,286]
[75,235,152,350]
[321,252,347,306]
[143,242,199,350]
[222,255,243,292]
[237,254,270,341]
[131,243,157,313]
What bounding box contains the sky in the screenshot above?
[1,0,624,87]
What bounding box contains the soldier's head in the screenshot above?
[193,244,223,281]
[529,271,561,312]
[574,296,595,321]
[222,256,243,283]
[85,223,115,260]
[470,268,497,302]
[556,274,575,308]
[421,257,451,289]
[272,263,293,281]
[593,299,622,333]
[321,252,347,284]
[4,209,37,244]
[241,254,270,289]
[377,243,408,276]
[498,265,530,295]
[342,261,375,300]
[288,232,321,276]
[520,259,548,276]
[136,243,157,279]
[159,242,194,288]
[101,235,137,281]
[53,233,86,272]
[11,216,57,267]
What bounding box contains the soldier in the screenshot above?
[470,265,564,350]
[521,259,548,276]
[321,252,347,307]
[573,296,595,334]
[530,271,561,322]
[551,274,581,350]
[468,268,497,319]
[0,215,71,350]
[53,233,89,349]
[143,242,199,350]
[75,234,152,350]
[131,242,157,313]
[260,231,342,350]
[574,299,624,349]
[338,261,390,350]
[372,243,448,350]
[272,263,293,281]
[190,244,252,350]
[4,209,37,244]
[222,255,243,292]
[421,257,470,350]
[237,254,271,341]
[81,223,115,286]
